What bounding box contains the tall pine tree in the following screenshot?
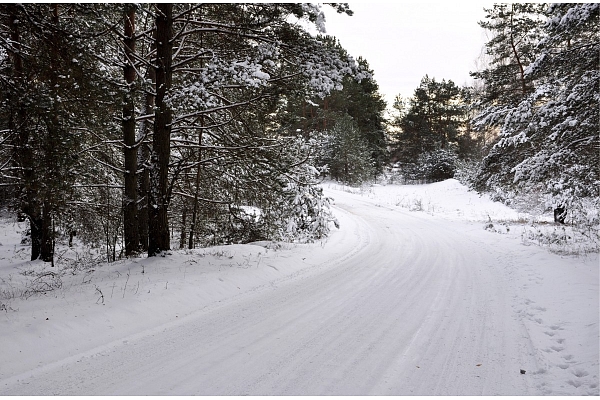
[473,3,599,225]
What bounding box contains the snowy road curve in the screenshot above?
[1,186,597,395]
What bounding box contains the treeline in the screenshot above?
[389,75,478,183]
[0,3,388,263]
[0,3,597,263]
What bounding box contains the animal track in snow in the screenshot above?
[572,369,589,378]
[549,324,563,331]
[566,379,583,388]
[549,345,564,352]
[536,382,552,395]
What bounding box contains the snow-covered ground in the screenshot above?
[0,179,598,395]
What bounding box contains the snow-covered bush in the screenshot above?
[262,138,338,242]
[402,148,458,183]
[178,134,338,247]
[453,159,480,188]
[276,167,337,242]
[520,222,599,255]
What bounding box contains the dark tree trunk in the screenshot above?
[123,4,139,256]
[510,6,528,96]
[7,5,43,261]
[188,117,203,250]
[40,200,54,262]
[137,30,156,253]
[179,204,187,249]
[30,215,43,261]
[138,125,151,252]
[188,23,204,250]
[148,3,173,257]
[37,3,61,263]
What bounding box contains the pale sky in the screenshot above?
[320,2,493,109]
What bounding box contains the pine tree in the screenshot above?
[473,3,599,225]
[325,116,375,185]
[0,4,116,262]
[325,57,388,175]
[471,4,547,115]
[156,4,361,251]
[148,3,173,257]
[274,39,387,177]
[393,75,469,180]
[122,4,139,256]
[470,4,547,194]
[0,4,361,260]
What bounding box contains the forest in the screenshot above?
[0,3,598,264]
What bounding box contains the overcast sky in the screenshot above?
[320,2,494,109]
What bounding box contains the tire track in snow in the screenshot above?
[0,202,375,395]
[1,189,545,395]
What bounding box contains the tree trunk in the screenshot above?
[188,117,204,249]
[138,125,151,252]
[148,3,173,257]
[7,5,42,261]
[40,199,54,262]
[188,21,205,250]
[137,30,156,253]
[510,6,528,96]
[123,4,139,256]
[179,204,187,249]
[30,215,43,261]
[37,3,61,263]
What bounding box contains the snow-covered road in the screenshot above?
[1,182,598,395]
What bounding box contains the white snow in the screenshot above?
[0,179,598,395]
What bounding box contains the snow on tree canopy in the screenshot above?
[473,3,599,227]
